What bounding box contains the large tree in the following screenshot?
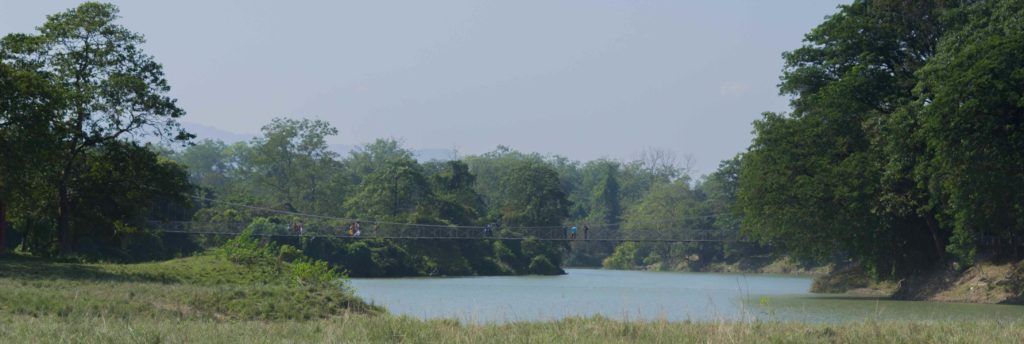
[498,161,570,228]
[739,0,958,277]
[1,2,191,253]
[241,117,344,214]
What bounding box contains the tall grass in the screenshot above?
[1,314,1022,343]
[0,254,381,320]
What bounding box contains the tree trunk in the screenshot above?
[58,181,73,255]
[925,213,945,260]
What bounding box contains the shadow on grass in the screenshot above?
[0,255,176,283]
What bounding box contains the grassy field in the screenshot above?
[1,254,1023,343]
[3,314,1023,343]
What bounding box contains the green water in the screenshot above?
[349,268,1024,324]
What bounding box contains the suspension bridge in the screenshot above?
[149,221,746,243]
[148,196,748,243]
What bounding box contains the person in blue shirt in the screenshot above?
[570,226,578,240]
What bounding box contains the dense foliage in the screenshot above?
[0,2,193,258]
[739,0,1024,278]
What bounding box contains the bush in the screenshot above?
[290,259,344,289]
[277,244,303,263]
[245,217,281,235]
[219,229,277,266]
[603,242,640,269]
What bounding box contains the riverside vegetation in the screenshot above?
[2,243,1023,343]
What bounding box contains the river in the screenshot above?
[349,268,1024,323]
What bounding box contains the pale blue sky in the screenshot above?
[1,1,847,175]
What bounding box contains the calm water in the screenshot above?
[349,268,1024,324]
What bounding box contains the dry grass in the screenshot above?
[2,314,1023,343]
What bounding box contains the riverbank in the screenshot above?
[2,255,1023,342]
[893,261,1024,304]
[602,255,829,277]
[811,260,1024,304]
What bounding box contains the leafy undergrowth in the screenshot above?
[0,236,383,320]
[0,314,1022,344]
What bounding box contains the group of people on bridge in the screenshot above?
[482,223,591,240]
[564,225,590,240]
[290,221,375,237]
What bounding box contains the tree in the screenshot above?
[430,161,485,225]
[589,162,622,228]
[241,117,342,213]
[698,155,768,262]
[634,147,684,182]
[739,0,958,277]
[71,142,192,258]
[345,138,416,185]
[913,0,1024,262]
[0,61,63,254]
[1,2,191,253]
[463,146,546,219]
[498,161,569,227]
[345,156,433,221]
[175,139,231,190]
[618,179,708,268]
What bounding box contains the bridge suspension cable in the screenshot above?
[185,194,732,231]
[149,220,747,243]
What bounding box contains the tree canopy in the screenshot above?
[739,0,1024,277]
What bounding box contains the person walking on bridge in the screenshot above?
[584,224,590,240]
[570,226,578,240]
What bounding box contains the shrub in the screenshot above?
[290,259,344,289]
[603,242,640,269]
[277,244,303,263]
[219,229,277,266]
[245,217,281,235]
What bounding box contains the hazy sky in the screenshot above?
[1,1,847,175]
